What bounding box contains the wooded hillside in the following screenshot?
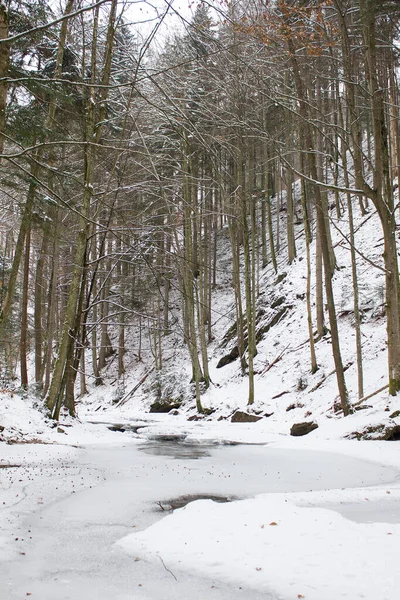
[1,0,399,419]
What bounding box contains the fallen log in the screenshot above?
[116,367,155,407]
[353,384,389,407]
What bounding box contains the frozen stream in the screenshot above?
[1,435,399,600]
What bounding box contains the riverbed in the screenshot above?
[1,430,399,600]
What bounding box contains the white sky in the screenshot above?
[121,0,196,40]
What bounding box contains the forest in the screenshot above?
[1,0,400,421]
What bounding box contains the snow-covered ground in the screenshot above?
[1,404,400,599]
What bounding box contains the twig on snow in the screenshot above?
[158,555,178,581]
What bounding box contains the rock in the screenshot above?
[188,408,215,421]
[286,403,304,412]
[347,423,400,441]
[203,407,216,416]
[290,421,318,436]
[57,427,66,434]
[107,424,126,432]
[217,346,239,369]
[231,410,262,423]
[149,400,181,413]
[270,297,285,309]
[274,272,287,285]
[386,425,400,440]
[0,425,4,432]
[255,307,290,343]
[220,322,238,348]
[390,410,400,419]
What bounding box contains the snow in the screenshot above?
[119,492,400,600]
[1,405,400,599]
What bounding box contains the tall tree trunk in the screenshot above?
[239,148,255,405]
[286,164,296,264]
[46,0,118,416]
[0,164,37,341]
[34,222,50,388]
[0,0,75,375]
[43,211,61,395]
[266,176,277,273]
[20,226,31,387]
[338,96,364,398]
[301,177,318,374]
[315,223,325,337]
[182,143,204,412]
[360,0,400,395]
[288,39,351,415]
[334,0,368,216]
[0,2,9,155]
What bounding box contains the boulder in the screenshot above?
[290,421,318,436]
[149,400,181,413]
[231,410,262,423]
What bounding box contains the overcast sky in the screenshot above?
[121,0,196,38]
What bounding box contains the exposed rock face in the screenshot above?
[386,425,400,440]
[290,421,319,436]
[149,400,182,413]
[255,307,291,343]
[231,410,262,423]
[217,346,239,369]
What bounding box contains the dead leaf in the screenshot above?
[269,521,278,526]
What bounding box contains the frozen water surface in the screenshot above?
[1,436,399,600]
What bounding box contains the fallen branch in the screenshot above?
[272,390,290,399]
[353,384,389,407]
[261,346,289,376]
[309,362,353,393]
